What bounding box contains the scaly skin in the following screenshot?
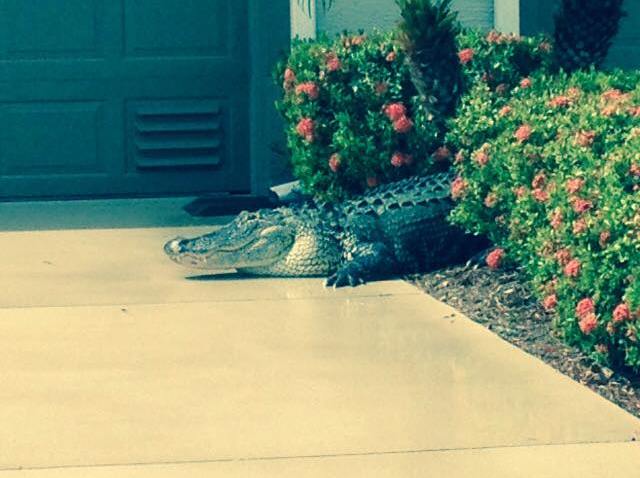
[164,171,488,287]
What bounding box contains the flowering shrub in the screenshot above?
[457,29,554,95]
[275,32,443,200]
[275,28,553,200]
[447,68,640,370]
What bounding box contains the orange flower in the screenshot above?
[385,51,397,62]
[514,124,533,143]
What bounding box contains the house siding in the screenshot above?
[316,0,494,35]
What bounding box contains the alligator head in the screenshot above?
[164,208,341,276]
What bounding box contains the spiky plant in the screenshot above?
[395,0,463,117]
[554,0,625,72]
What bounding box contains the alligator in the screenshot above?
[164,171,488,287]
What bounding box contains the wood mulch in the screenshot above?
[409,265,640,419]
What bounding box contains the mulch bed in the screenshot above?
[409,265,640,419]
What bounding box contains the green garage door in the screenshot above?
[0,0,249,199]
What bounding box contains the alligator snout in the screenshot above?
[164,237,186,256]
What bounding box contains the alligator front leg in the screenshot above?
[325,242,398,288]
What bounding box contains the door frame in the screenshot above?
[248,0,291,196]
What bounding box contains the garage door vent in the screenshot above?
[131,99,223,169]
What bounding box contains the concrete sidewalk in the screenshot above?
[0,225,639,476]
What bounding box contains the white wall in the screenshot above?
[316,0,494,35]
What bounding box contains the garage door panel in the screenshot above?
[0,101,108,177]
[0,0,249,199]
[124,0,230,58]
[0,0,105,60]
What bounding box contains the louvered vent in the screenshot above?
[132,100,222,169]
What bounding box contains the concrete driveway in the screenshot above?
[0,211,639,476]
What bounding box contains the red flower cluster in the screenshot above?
[486,248,505,270]
[484,192,498,208]
[451,176,468,200]
[473,150,490,167]
[326,52,342,72]
[498,106,513,117]
[383,102,413,134]
[520,78,532,89]
[283,67,296,91]
[575,130,596,148]
[532,188,549,203]
[390,152,413,168]
[295,81,319,100]
[571,198,593,214]
[613,303,631,323]
[548,95,571,108]
[566,178,584,194]
[550,209,563,230]
[514,124,532,143]
[573,218,588,235]
[531,172,547,189]
[296,118,315,142]
[555,248,572,266]
[599,231,611,248]
[458,48,475,65]
[543,294,558,311]
[433,146,451,162]
[564,258,581,278]
[579,314,598,335]
[328,153,341,173]
[576,298,595,319]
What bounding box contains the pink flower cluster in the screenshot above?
[383,103,414,134]
[390,152,413,168]
[458,48,474,65]
[295,81,319,100]
[296,118,315,143]
[451,176,468,200]
[486,248,505,270]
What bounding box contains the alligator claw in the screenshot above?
[325,265,366,288]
